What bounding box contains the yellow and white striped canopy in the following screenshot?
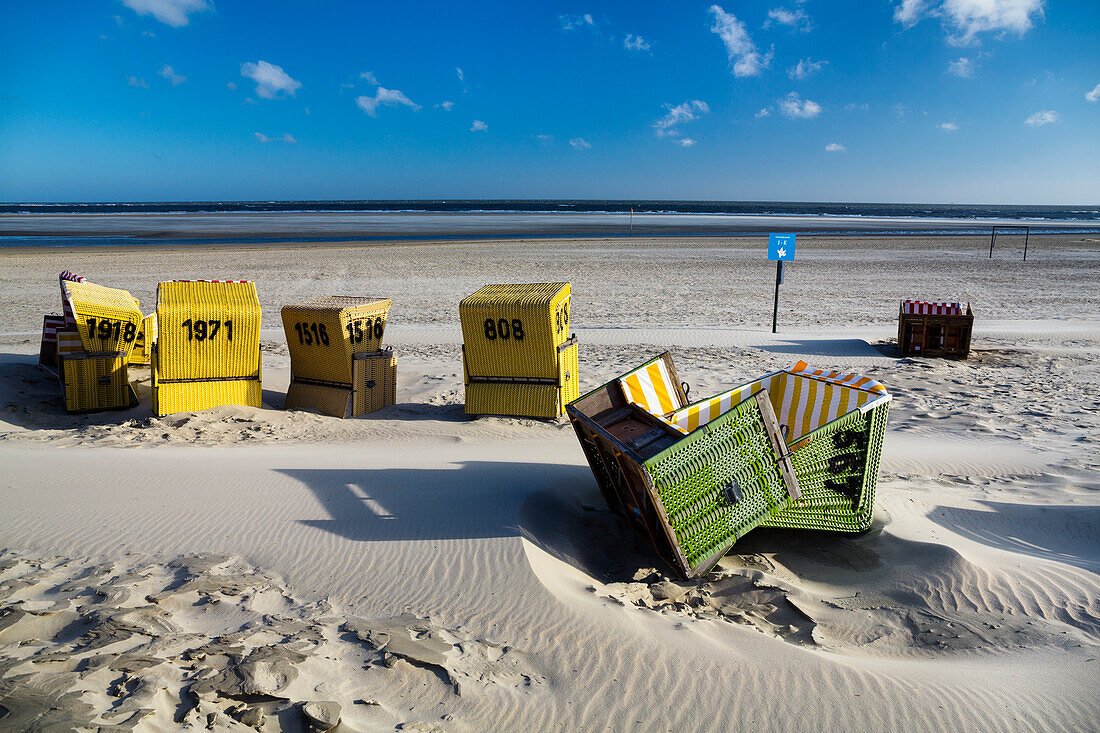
[668,360,889,440]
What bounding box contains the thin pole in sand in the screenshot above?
[989,227,996,258]
[1023,226,1029,261]
[772,261,783,333]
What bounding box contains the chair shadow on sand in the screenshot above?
[279,462,592,543]
[0,356,153,430]
[756,338,890,359]
[0,353,473,429]
[927,501,1100,573]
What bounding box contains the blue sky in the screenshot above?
[1,0,1097,203]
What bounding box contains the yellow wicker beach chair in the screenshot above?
[55,273,143,412]
[281,296,395,417]
[459,282,578,418]
[151,280,262,415]
[129,312,157,365]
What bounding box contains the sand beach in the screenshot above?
[0,234,1097,731]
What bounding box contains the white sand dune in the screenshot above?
[0,236,1097,731]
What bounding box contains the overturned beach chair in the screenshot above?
[152,280,262,416]
[566,353,801,578]
[898,300,973,359]
[281,296,396,417]
[55,271,143,412]
[460,282,578,418]
[716,361,891,533]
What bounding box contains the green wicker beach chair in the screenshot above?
[566,353,801,578]
[656,359,891,533]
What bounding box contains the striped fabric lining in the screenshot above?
[42,315,65,342]
[668,375,783,433]
[56,329,85,356]
[902,300,963,316]
[618,358,683,417]
[59,271,87,328]
[668,360,889,442]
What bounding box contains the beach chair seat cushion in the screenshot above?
[617,356,687,428]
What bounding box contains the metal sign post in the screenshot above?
[768,233,796,333]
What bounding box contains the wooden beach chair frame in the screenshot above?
[566,352,801,578]
[898,300,974,359]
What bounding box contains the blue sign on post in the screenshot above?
[768,233,796,261]
[768,233,795,333]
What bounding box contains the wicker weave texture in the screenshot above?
[284,382,353,418]
[463,341,578,417]
[129,313,157,365]
[60,353,135,412]
[281,297,391,385]
[61,280,144,356]
[352,350,397,416]
[460,283,571,381]
[761,401,890,531]
[152,281,262,415]
[644,391,793,573]
[152,377,261,415]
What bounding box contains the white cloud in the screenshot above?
[438,100,454,111]
[254,132,297,144]
[537,134,553,142]
[825,142,845,152]
[241,61,301,99]
[128,76,148,88]
[766,7,811,31]
[1086,82,1100,103]
[894,0,1044,43]
[159,64,185,85]
[456,67,464,81]
[788,58,826,80]
[570,137,592,150]
[894,0,927,26]
[361,71,379,85]
[226,81,237,90]
[121,0,209,27]
[141,30,156,37]
[1024,109,1058,127]
[677,138,696,147]
[653,100,709,138]
[356,87,421,117]
[893,102,908,117]
[708,5,772,77]
[939,121,959,130]
[755,107,770,118]
[623,34,651,52]
[778,91,821,119]
[943,0,1044,41]
[470,120,488,132]
[947,56,975,77]
[560,13,595,31]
